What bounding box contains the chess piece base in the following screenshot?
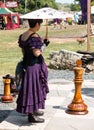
[66,109,88,115]
[2,95,13,103]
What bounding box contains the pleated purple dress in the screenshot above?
[16,35,49,114]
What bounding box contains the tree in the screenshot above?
[71,3,81,11]
[70,0,81,11]
[10,0,58,14]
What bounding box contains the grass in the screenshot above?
[0,24,94,76]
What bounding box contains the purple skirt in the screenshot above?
[16,62,49,114]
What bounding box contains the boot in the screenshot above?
[34,110,44,116]
[28,114,44,123]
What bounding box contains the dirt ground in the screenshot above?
[49,36,90,44]
[49,37,78,44]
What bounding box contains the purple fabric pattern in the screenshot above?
[18,35,43,49]
[80,0,87,22]
[16,35,49,114]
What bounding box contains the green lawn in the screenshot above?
[0,24,94,76]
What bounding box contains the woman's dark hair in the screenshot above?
[28,19,43,28]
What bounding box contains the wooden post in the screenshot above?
[1,75,13,103]
[66,59,88,115]
[87,0,91,52]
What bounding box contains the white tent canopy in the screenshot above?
[91,6,94,14]
[60,11,74,20]
[20,7,63,19]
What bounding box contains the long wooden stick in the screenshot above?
[45,19,48,39]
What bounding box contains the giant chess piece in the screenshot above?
[1,74,13,103]
[66,59,88,115]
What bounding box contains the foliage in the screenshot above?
[10,0,58,14]
[71,3,81,11]
[91,0,94,6]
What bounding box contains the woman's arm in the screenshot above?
[32,48,42,57]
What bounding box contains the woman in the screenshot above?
[16,19,49,123]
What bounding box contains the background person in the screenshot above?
[74,12,79,25]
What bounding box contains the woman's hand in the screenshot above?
[43,39,50,46]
